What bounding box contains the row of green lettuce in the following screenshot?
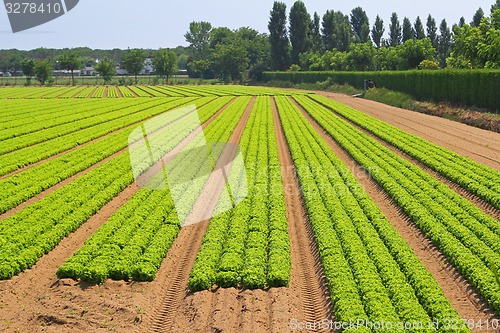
[275,96,469,331]
[0,85,309,99]
[263,70,500,111]
[188,96,290,291]
[293,95,500,314]
[0,98,175,154]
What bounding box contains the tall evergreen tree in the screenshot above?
[289,0,311,65]
[389,12,402,46]
[438,19,452,68]
[458,16,466,27]
[335,12,352,52]
[322,10,351,52]
[414,16,426,40]
[268,1,290,70]
[322,10,335,50]
[350,6,370,43]
[309,12,322,52]
[427,15,438,48]
[402,17,415,42]
[371,15,385,48]
[472,8,484,27]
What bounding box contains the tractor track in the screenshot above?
[143,97,255,333]
[271,97,334,332]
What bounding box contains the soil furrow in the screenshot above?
[143,97,255,333]
[271,97,334,332]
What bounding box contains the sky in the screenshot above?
[0,0,496,50]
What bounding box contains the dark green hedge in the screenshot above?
[262,70,500,111]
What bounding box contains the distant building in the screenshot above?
[115,67,127,75]
[141,58,153,74]
[81,66,96,76]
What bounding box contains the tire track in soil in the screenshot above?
[0,96,234,333]
[292,98,499,330]
[272,97,334,332]
[143,97,255,333]
[316,101,500,221]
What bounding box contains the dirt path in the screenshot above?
[0,98,232,333]
[116,86,123,98]
[271,97,334,331]
[292,98,498,329]
[314,91,500,171]
[140,97,256,333]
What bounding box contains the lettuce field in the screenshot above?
[0,85,498,332]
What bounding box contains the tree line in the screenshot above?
[182,0,500,80]
[267,0,500,72]
[2,0,499,85]
[0,47,187,85]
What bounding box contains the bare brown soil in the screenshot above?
[290,97,499,331]
[141,97,256,333]
[315,91,500,171]
[116,87,123,98]
[87,86,98,98]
